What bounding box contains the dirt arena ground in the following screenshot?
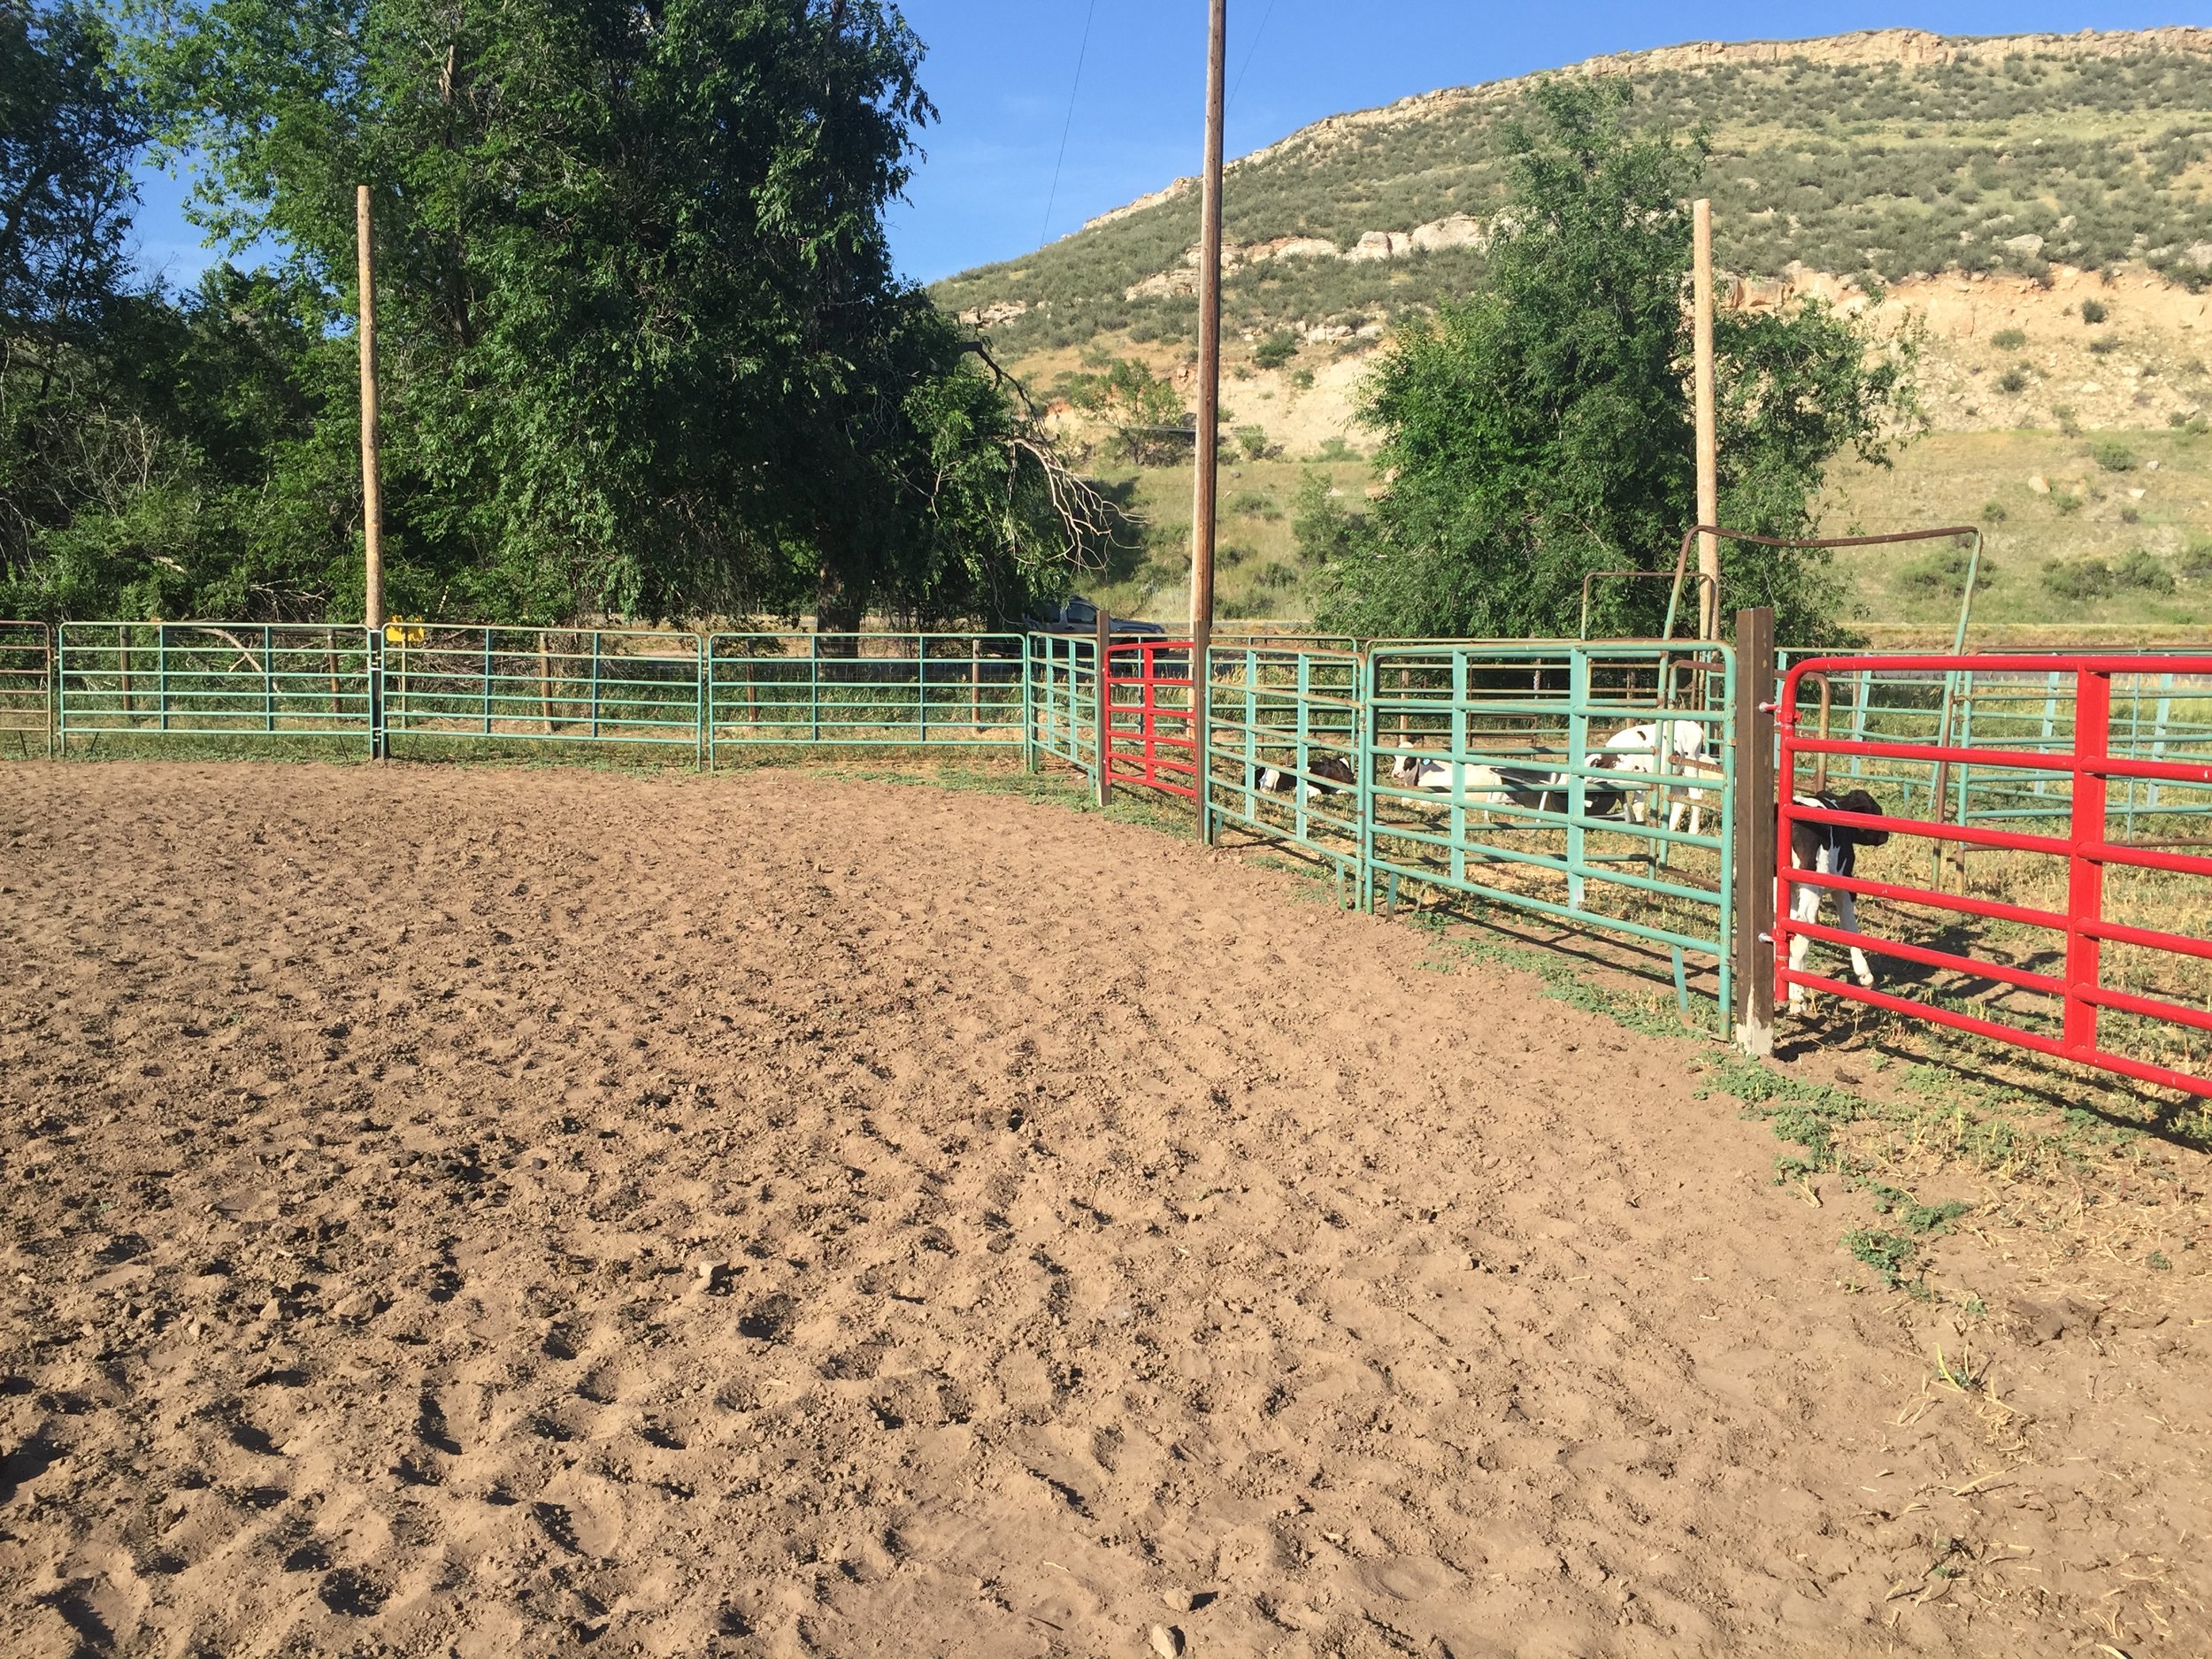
[2,762,2207,1659]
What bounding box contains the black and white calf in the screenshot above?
[1786,788,1891,1012]
[1387,751,1624,821]
[1256,754,1357,801]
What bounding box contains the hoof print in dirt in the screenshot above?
[317,1567,388,1617]
[737,1293,797,1342]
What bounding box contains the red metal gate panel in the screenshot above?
[1777,655,2212,1096]
[1105,640,1197,799]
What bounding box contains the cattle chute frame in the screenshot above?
[1778,655,2212,1096]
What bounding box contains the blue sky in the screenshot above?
[128,1,2201,291]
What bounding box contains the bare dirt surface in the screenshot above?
[2,763,2207,1658]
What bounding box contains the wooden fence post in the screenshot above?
[1732,606,1777,1057]
[1094,603,1112,809]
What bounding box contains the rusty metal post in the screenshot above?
[1732,606,1777,1056]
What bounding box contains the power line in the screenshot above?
[1039,0,1100,247]
[1228,0,1279,113]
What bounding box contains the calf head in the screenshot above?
[1831,788,1891,847]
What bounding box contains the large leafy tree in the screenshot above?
[1317,77,1919,644]
[1,0,149,592]
[109,0,1087,627]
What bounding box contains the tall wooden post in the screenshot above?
[1094,602,1113,808]
[1188,0,1225,841]
[357,185,385,633]
[1732,605,1777,1057]
[1693,199,1719,641]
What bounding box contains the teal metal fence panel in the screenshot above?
[1,621,52,757]
[1204,642,1363,881]
[1029,632,1097,780]
[380,625,703,755]
[58,622,376,752]
[706,633,1029,764]
[1363,641,1737,1027]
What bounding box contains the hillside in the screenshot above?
[934,27,2212,363]
[930,27,2212,632]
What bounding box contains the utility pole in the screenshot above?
[357,184,385,633]
[1188,0,1225,840]
[1692,197,1718,641]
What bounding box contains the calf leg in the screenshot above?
[1786,879,1820,1011]
[1837,888,1875,987]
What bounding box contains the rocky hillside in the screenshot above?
[933,26,2212,432]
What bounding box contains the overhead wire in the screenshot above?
[1039,0,1101,247]
[1228,0,1279,113]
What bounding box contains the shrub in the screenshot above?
[1980,500,2007,522]
[2080,297,2108,323]
[2180,536,2212,580]
[2054,404,2081,435]
[1898,546,1990,596]
[2092,441,2136,471]
[2115,548,2175,593]
[2051,489,2083,514]
[1234,425,1271,461]
[1997,367,2029,394]
[1251,329,1300,371]
[2088,336,2118,356]
[1291,471,1361,565]
[1289,367,1315,391]
[1991,327,2026,349]
[1254,560,1301,589]
[2041,559,2115,600]
[1227,489,1272,515]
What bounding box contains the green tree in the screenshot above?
[113,0,1087,628]
[1,0,150,597]
[1063,357,1188,465]
[1317,78,1918,643]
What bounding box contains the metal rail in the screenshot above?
[1204,643,1363,885]
[0,621,53,757]
[382,625,703,754]
[1362,641,1738,1028]
[706,633,1030,766]
[57,623,377,754]
[1778,654,2212,1095]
